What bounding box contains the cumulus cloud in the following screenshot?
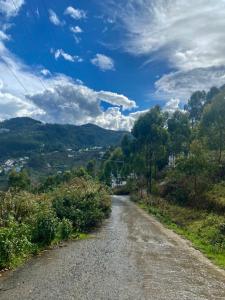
[97,91,136,110]
[52,49,83,63]
[0,38,137,130]
[27,82,136,125]
[0,0,24,17]
[103,0,225,105]
[0,90,43,120]
[64,6,86,20]
[91,54,115,71]
[48,9,64,26]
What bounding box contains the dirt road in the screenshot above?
[1,196,225,300]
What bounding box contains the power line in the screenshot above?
[10,0,48,92]
[1,57,29,94]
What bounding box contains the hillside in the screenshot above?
[0,117,127,160]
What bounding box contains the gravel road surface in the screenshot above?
[1,195,225,300]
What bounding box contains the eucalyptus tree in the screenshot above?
[167,110,191,160]
[201,91,225,163]
[131,106,168,193]
[185,91,206,127]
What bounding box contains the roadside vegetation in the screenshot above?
[100,85,225,268]
[0,168,111,270]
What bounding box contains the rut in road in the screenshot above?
[1,196,225,300]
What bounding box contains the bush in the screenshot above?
[32,213,58,245]
[59,218,73,240]
[0,175,111,269]
[205,182,225,212]
[0,219,32,268]
[52,178,111,231]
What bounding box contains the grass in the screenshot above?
[138,198,225,269]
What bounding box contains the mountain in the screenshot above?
[0,117,127,161]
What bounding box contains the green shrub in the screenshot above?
[32,213,58,245]
[52,178,111,232]
[0,175,111,269]
[0,219,32,268]
[205,182,225,212]
[59,218,73,240]
[0,190,39,226]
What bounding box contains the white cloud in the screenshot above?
[103,0,225,103]
[97,91,136,110]
[91,54,115,71]
[64,6,86,20]
[0,90,42,120]
[0,39,137,130]
[48,9,64,26]
[52,49,83,63]
[0,0,24,17]
[155,66,225,102]
[163,98,180,114]
[94,107,134,131]
[70,26,83,34]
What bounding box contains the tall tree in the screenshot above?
[132,106,168,193]
[167,110,191,159]
[201,91,225,163]
[184,91,206,127]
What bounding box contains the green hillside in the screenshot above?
[0,117,127,160]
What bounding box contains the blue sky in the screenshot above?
[1,0,225,130]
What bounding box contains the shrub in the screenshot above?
[32,213,58,245]
[52,178,111,231]
[0,219,32,268]
[0,190,38,226]
[59,218,73,240]
[205,182,225,212]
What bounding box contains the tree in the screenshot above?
[8,169,31,190]
[201,91,225,163]
[176,140,209,202]
[100,148,124,186]
[205,86,220,105]
[86,160,96,178]
[167,111,191,159]
[132,106,168,193]
[185,91,206,127]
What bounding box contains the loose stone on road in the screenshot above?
[1,196,225,299]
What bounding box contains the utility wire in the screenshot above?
[10,0,48,92]
[1,57,29,94]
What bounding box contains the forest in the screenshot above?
[100,85,225,267]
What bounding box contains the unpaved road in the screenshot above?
[1,196,225,300]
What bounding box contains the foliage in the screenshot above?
[59,218,73,240]
[0,174,111,269]
[201,91,225,163]
[0,219,32,268]
[131,106,168,193]
[8,169,31,190]
[52,178,111,231]
[32,212,58,245]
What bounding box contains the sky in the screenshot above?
[0,0,225,131]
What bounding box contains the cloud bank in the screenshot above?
[103,0,225,104]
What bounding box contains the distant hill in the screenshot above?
[0,117,127,160]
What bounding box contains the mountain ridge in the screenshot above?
[0,117,128,161]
